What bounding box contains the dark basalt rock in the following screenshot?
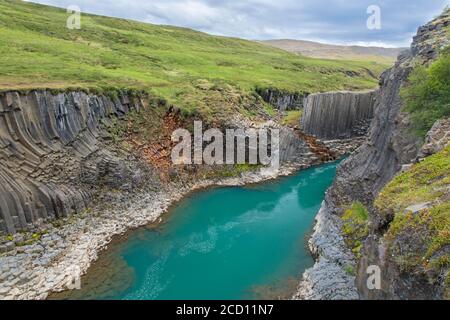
[301,90,377,140]
[0,90,147,234]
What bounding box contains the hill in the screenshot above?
[261,39,405,63]
[0,0,389,116]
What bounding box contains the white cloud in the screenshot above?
[27,0,449,47]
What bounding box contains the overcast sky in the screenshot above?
[29,0,449,47]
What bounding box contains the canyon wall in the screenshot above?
[296,10,449,300]
[301,90,377,140]
[0,90,150,235]
[0,90,314,236]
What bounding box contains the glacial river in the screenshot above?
[54,161,339,300]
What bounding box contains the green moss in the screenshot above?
[15,230,48,247]
[341,201,369,258]
[385,203,449,278]
[282,110,303,127]
[376,147,449,293]
[375,146,450,217]
[205,163,263,179]
[344,264,356,276]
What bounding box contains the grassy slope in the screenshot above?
[375,146,450,296]
[0,0,389,114]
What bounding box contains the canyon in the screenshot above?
[0,1,448,301]
[295,9,449,300]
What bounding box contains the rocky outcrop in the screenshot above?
[256,88,305,111]
[0,90,149,235]
[294,199,359,300]
[417,118,450,158]
[301,90,377,140]
[296,9,449,300]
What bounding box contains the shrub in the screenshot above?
[400,48,450,137]
[341,201,370,258]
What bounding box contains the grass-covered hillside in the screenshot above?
[0,0,389,116]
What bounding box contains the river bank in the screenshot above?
[0,136,363,300]
[50,161,341,299]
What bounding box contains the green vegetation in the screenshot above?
[282,110,303,127]
[344,264,356,276]
[376,146,450,294]
[341,201,370,258]
[400,47,450,137]
[375,146,450,216]
[0,0,388,118]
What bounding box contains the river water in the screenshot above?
[54,161,339,300]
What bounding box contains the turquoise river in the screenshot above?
[54,161,339,300]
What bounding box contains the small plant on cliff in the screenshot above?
[282,110,303,127]
[341,201,370,258]
[400,48,450,137]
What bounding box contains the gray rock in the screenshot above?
[256,88,305,111]
[405,202,432,214]
[418,118,450,158]
[302,90,377,139]
[5,242,15,252]
[0,90,147,234]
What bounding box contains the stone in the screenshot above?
[0,90,145,234]
[255,88,305,111]
[405,202,432,214]
[401,164,413,172]
[5,242,15,252]
[418,118,450,158]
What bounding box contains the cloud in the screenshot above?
[28,0,449,47]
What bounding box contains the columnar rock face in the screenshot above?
[0,90,145,234]
[301,90,377,139]
[0,90,315,236]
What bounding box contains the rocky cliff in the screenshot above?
[0,90,153,235]
[296,10,449,300]
[0,89,337,299]
[0,89,318,237]
[301,90,377,140]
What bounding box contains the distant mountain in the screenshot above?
[261,39,407,62]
